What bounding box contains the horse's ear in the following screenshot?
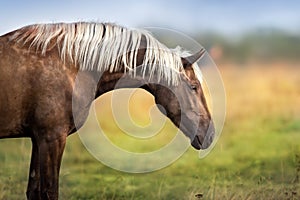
[181,48,206,68]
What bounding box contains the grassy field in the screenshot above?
[0,63,300,199]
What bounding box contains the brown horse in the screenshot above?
[0,22,214,200]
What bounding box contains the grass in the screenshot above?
[1,63,300,199]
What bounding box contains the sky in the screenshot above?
[1,0,300,36]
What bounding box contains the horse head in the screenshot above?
[148,49,214,150]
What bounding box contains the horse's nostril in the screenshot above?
[202,121,215,149]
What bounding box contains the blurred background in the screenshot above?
[1,0,300,199]
[1,0,300,64]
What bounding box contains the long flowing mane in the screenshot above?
[10,22,199,85]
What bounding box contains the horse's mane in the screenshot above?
[10,22,200,85]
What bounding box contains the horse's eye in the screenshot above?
[191,85,197,91]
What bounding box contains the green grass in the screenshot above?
[1,65,300,199]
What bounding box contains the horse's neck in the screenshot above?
[96,71,149,97]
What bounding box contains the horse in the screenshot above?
[0,22,214,200]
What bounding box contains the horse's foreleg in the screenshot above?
[26,138,41,200]
[39,135,66,200]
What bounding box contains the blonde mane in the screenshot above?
[11,22,201,85]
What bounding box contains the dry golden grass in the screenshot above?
[220,62,300,125]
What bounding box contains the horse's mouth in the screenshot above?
[187,121,215,150]
[191,132,214,150]
[178,117,215,150]
[180,124,208,150]
[191,135,202,150]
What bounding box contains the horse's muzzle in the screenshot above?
[191,121,215,150]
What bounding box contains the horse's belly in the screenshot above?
[0,87,25,138]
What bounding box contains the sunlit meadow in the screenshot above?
[0,61,300,199]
